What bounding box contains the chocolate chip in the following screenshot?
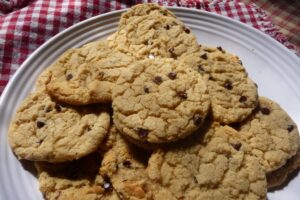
[45,106,52,112]
[230,123,241,131]
[198,65,205,74]
[261,107,270,115]
[137,128,149,138]
[193,114,202,126]
[66,74,73,81]
[144,86,149,93]
[103,175,112,191]
[217,46,224,52]
[177,91,187,99]
[153,76,163,84]
[55,104,62,112]
[287,125,294,132]
[165,24,170,30]
[224,81,233,90]
[123,160,131,168]
[231,143,242,151]
[36,121,45,129]
[184,27,190,34]
[200,53,208,60]
[239,96,247,102]
[168,72,177,80]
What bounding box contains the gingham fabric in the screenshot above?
[0,0,298,96]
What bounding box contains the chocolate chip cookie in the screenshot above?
[147,122,267,200]
[46,40,134,105]
[8,90,110,162]
[35,152,119,200]
[108,10,199,60]
[112,58,210,143]
[182,45,258,124]
[100,126,153,199]
[233,97,300,173]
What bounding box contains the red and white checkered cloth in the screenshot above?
[0,0,298,96]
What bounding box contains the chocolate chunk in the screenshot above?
[239,96,247,102]
[123,160,131,168]
[54,104,62,112]
[168,72,177,80]
[224,81,233,90]
[36,121,45,129]
[200,53,208,60]
[184,27,190,34]
[144,86,149,93]
[287,125,294,132]
[137,128,149,138]
[153,76,163,84]
[66,74,73,81]
[193,114,202,126]
[177,91,187,99]
[103,175,112,191]
[261,107,270,115]
[165,24,170,30]
[231,143,242,151]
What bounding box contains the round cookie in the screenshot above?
[118,3,175,29]
[8,90,110,163]
[100,126,154,199]
[46,40,134,105]
[35,152,119,200]
[108,11,199,60]
[147,122,267,200]
[112,58,210,143]
[233,97,300,173]
[267,149,300,189]
[182,45,258,124]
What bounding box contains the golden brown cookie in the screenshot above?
[35,152,119,200]
[8,90,110,163]
[112,58,210,144]
[233,97,300,174]
[182,45,258,124]
[46,40,134,105]
[147,122,267,200]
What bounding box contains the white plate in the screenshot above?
[0,7,299,200]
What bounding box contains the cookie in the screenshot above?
[267,149,300,189]
[112,58,210,143]
[182,45,258,124]
[233,97,300,173]
[35,152,120,200]
[108,10,199,60]
[46,40,134,105]
[147,122,267,200]
[100,126,153,199]
[8,90,110,162]
[118,3,175,29]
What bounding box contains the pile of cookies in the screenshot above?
[8,4,300,200]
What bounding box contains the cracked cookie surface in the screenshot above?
[100,126,153,200]
[8,90,110,163]
[233,97,300,173]
[182,46,258,124]
[35,152,119,200]
[112,58,210,143]
[108,11,199,60]
[46,40,134,105]
[147,122,267,200]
